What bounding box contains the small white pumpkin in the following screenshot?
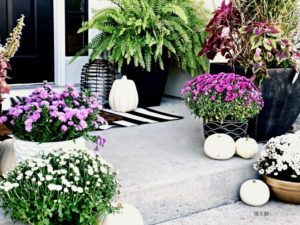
[109,76,139,113]
[236,136,258,159]
[204,133,236,160]
[240,179,270,206]
[100,203,144,225]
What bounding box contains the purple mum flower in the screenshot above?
[0,116,7,123]
[79,120,88,129]
[61,125,68,132]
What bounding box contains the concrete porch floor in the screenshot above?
[0,97,299,224]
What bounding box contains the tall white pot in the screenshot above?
[13,137,87,162]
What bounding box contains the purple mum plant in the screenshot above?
[182,73,264,123]
[0,84,106,144]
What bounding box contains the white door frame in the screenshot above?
[53,0,66,86]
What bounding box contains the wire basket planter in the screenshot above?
[203,120,248,141]
[80,59,118,106]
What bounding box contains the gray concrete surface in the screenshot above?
[157,201,300,225]
[89,98,261,224]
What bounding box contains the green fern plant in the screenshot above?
[73,0,209,76]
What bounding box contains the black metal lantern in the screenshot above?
[80,59,118,106]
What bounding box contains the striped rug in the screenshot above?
[99,108,183,130]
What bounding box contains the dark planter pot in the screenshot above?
[121,62,169,107]
[203,120,248,141]
[210,63,300,141]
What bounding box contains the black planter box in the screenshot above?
[210,63,300,141]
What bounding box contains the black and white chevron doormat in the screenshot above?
[99,108,183,130]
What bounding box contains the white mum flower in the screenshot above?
[47,184,62,191]
[28,162,36,168]
[25,170,33,177]
[46,175,53,181]
[47,165,53,173]
[16,174,23,181]
[71,185,78,192]
[87,166,94,176]
[77,187,83,193]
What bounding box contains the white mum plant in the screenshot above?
[254,132,300,182]
[0,149,120,224]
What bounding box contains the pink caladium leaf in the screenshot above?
[265,26,280,34]
[253,27,264,35]
[280,39,290,48]
[221,27,230,37]
[253,62,263,73]
[253,48,262,62]
[266,52,274,62]
[263,38,273,51]
[250,36,263,49]
[276,50,290,63]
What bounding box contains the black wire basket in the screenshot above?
[203,120,248,141]
[80,59,118,106]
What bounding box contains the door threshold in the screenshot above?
[10,82,56,90]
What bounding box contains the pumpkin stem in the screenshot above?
[122,75,128,80]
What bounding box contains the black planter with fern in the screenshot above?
[73,0,208,106]
[122,59,169,107]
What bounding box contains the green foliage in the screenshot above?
[0,149,120,225]
[74,0,209,76]
[184,92,262,123]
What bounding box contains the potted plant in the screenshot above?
[0,84,106,162]
[0,15,25,139]
[0,15,25,104]
[254,132,300,204]
[198,0,300,141]
[182,72,264,140]
[74,0,209,107]
[0,148,120,224]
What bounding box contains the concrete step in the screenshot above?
[156,201,300,225]
[90,98,262,224]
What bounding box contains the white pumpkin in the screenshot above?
[240,179,270,206]
[236,137,259,159]
[204,133,236,160]
[109,76,139,113]
[100,203,144,225]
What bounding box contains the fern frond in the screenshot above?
[145,48,152,72]
[163,39,176,54]
[162,3,188,24]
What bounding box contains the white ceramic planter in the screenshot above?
[13,137,87,162]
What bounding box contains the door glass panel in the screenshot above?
[65,0,88,56]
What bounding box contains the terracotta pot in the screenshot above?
[264,175,300,204]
